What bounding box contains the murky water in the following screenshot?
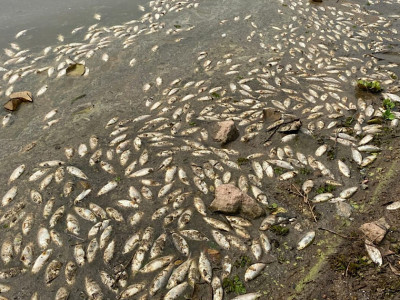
[0,0,399,299]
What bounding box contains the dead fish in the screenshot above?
[65,261,77,285]
[203,217,230,231]
[164,282,188,300]
[149,263,174,296]
[2,186,17,206]
[297,231,315,250]
[20,243,34,267]
[97,181,118,196]
[36,85,48,96]
[74,244,85,266]
[231,292,262,300]
[74,189,91,205]
[312,193,333,203]
[32,249,53,273]
[140,255,174,273]
[198,251,212,283]
[338,160,350,177]
[67,166,88,180]
[365,240,382,266]
[8,164,25,184]
[1,240,13,264]
[85,277,103,299]
[339,187,358,199]
[44,260,62,284]
[29,169,49,181]
[244,263,266,282]
[211,230,230,250]
[386,201,400,210]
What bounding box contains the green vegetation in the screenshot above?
[267,203,279,213]
[114,176,121,182]
[234,255,252,268]
[331,254,371,277]
[274,167,284,175]
[342,116,355,127]
[189,121,197,126]
[357,79,382,93]
[316,184,336,194]
[237,157,249,166]
[211,92,220,98]
[382,98,396,121]
[326,149,336,160]
[223,275,246,295]
[270,225,290,236]
[173,24,181,28]
[299,167,312,175]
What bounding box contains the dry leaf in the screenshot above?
[389,263,400,276]
[66,64,85,76]
[4,98,23,111]
[10,91,33,102]
[206,248,221,264]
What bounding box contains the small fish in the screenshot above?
[2,186,17,206]
[32,249,53,273]
[198,251,212,283]
[297,231,315,250]
[244,263,266,282]
[36,85,48,96]
[67,166,88,180]
[365,240,382,266]
[97,181,118,196]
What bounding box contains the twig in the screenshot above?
[112,255,134,289]
[318,227,359,240]
[66,233,85,241]
[291,184,317,222]
[264,125,280,143]
[345,261,350,277]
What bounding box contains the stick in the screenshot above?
[291,184,317,222]
[318,227,358,240]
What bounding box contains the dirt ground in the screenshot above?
[288,127,400,300]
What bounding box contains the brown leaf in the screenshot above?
[360,218,390,244]
[389,263,400,276]
[66,64,85,77]
[206,248,221,264]
[10,91,33,102]
[4,98,23,111]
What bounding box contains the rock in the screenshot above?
[210,184,265,219]
[210,184,242,214]
[360,217,390,244]
[336,202,352,218]
[213,121,239,145]
[241,194,265,219]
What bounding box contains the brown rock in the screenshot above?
[9,91,33,102]
[360,217,390,244]
[210,184,242,214]
[240,194,265,219]
[210,184,265,219]
[213,120,239,145]
[336,202,352,218]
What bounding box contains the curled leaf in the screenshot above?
[10,91,33,102]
